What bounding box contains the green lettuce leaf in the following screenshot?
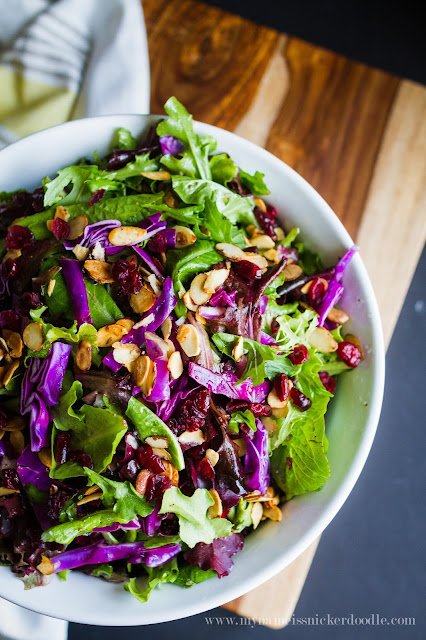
[42,509,123,544]
[209,153,238,185]
[227,498,253,533]
[228,409,256,433]
[194,197,246,246]
[43,165,99,207]
[294,241,322,274]
[124,559,179,603]
[174,564,217,588]
[115,127,137,150]
[159,487,232,548]
[125,397,184,471]
[239,169,269,196]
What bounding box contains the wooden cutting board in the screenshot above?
[143,0,426,627]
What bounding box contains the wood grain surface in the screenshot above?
[143,0,426,627]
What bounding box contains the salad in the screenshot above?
[0,98,363,601]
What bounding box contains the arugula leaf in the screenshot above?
[84,468,154,522]
[239,169,269,196]
[115,127,137,150]
[43,165,99,207]
[228,409,257,433]
[157,97,212,180]
[227,499,253,533]
[194,197,246,246]
[159,487,232,548]
[280,226,299,248]
[106,153,159,181]
[92,564,114,579]
[174,563,216,588]
[295,241,323,274]
[172,175,256,226]
[209,154,238,185]
[42,509,124,544]
[124,559,179,603]
[126,397,184,471]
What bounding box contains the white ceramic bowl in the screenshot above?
[0,116,385,625]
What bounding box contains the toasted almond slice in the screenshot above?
[267,388,289,409]
[84,260,114,284]
[283,263,303,281]
[275,227,285,241]
[308,326,338,353]
[46,219,53,232]
[205,448,219,467]
[3,248,21,262]
[195,308,207,325]
[0,487,20,496]
[54,205,69,221]
[23,322,44,351]
[232,336,244,363]
[167,351,183,380]
[84,484,100,496]
[183,291,198,312]
[141,170,171,180]
[112,342,141,370]
[145,436,169,449]
[76,340,92,371]
[262,504,282,522]
[146,274,162,296]
[68,214,88,240]
[244,252,269,269]
[344,333,365,361]
[249,234,275,250]
[3,415,26,432]
[96,323,127,347]
[301,278,329,295]
[132,355,156,396]
[152,447,172,461]
[135,469,152,496]
[261,416,278,432]
[160,461,179,486]
[0,429,4,440]
[272,405,289,419]
[245,224,261,238]
[2,361,20,388]
[173,225,197,248]
[176,324,200,357]
[327,307,350,324]
[36,448,52,469]
[203,268,229,294]
[133,313,155,329]
[164,191,179,208]
[92,241,105,262]
[116,318,135,332]
[253,197,267,212]
[108,226,146,246]
[207,488,223,518]
[161,318,172,340]
[73,244,90,261]
[165,339,175,359]
[10,430,25,453]
[233,437,247,457]
[264,249,281,264]
[77,491,103,506]
[178,429,205,445]
[266,486,276,498]
[189,273,211,305]
[46,279,56,296]
[36,555,54,575]
[130,285,156,314]
[251,501,263,529]
[215,242,246,261]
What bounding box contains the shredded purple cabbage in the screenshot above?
[210,290,236,307]
[241,419,270,493]
[159,135,184,156]
[59,258,92,326]
[144,332,170,403]
[317,245,358,326]
[188,363,270,402]
[17,446,53,492]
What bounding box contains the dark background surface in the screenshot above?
[69,1,425,638]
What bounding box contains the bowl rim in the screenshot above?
[0,114,385,625]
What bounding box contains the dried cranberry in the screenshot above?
[227,400,249,413]
[147,230,168,254]
[51,217,70,240]
[89,189,106,206]
[233,260,263,280]
[68,450,94,469]
[2,468,20,489]
[3,258,18,278]
[119,458,140,481]
[254,204,277,239]
[290,387,311,411]
[0,310,21,332]
[172,389,211,433]
[318,371,336,394]
[288,344,310,365]
[337,341,361,368]
[21,291,42,310]
[274,374,291,402]
[286,457,293,469]
[145,474,172,503]
[0,407,7,429]
[4,225,34,251]
[47,489,70,520]
[271,318,280,336]
[159,513,179,536]
[248,403,272,417]
[197,457,215,482]
[308,277,326,306]
[54,432,71,465]
[136,444,165,474]
[111,259,143,295]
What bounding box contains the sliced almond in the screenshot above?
[344,333,365,361]
[205,449,219,467]
[203,268,229,294]
[145,436,169,449]
[301,278,329,295]
[272,405,289,419]
[167,350,183,380]
[165,339,176,359]
[84,484,100,496]
[108,226,146,246]
[133,313,155,329]
[267,387,289,409]
[68,214,88,240]
[2,360,20,387]
[275,227,285,241]
[146,274,162,296]
[283,263,303,281]
[178,429,205,445]
[84,260,114,284]
[23,322,44,352]
[233,437,247,457]
[160,460,179,486]
[253,197,267,213]
[164,191,179,208]
[36,555,54,576]
[327,307,350,324]
[195,308,207,325]
[215,243,246,261]
[183,291,198,312]
[152,447,172,461]
[0,429,4,440]
[261,416,278,432]
[207,488,223,518]
[161,318,172,340]
[246,224,262,238]
[77,491,102,506]
[54,205,69,221]
[251,501,263,529]
[96,323,127,348]
[189,273,211,305]
[0,487,20,497]
[249,234,275,250]
[10,430,25,453]
[173,225,197,248]
[129,285,156,314]
[46,279,56,296]
[115,318,135,333]
[232,336,244,363]
[75,340,92,371]
[132,355,156,396]
[308,326,338,353]
[4,415,26,432]
[3,248,21,262]
[176,324,200,357]
[135,469,152,496]
[141,171,171,181]
[112,342,141,370]
[262,504,282,522]
[73,244,90,261]
[92,241,105,262]
[266,486,277,498]
[264,249,281,264]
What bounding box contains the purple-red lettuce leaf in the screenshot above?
[184,533,244,578]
